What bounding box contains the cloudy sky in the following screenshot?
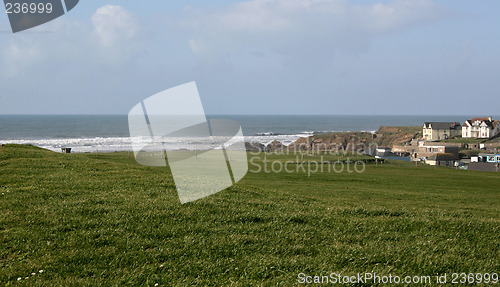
[0,0,498,115]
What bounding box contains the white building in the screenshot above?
[462,117,500,139]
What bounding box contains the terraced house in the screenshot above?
[462,117,500,138]
[422,122,461,141]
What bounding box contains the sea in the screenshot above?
[0,115,490,153]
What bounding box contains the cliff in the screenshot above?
[287,126,422,152]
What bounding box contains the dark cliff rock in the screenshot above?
[265,140,284,152]
[245,142,265,152]
[287,126,421,152]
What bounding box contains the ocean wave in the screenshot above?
[0,130,330,153]
[300,130,342,135]
[0,134,298,152]
[255,130,342,137]
[255,132,277,136]
[0,137,134,153]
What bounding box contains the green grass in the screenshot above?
[382,126,422,134]
[439,137,481,144]
[1,144,499,286]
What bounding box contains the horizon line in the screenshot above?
[2,113,500,117]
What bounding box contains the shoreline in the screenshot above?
[0,127,402,153]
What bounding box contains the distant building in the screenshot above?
[425,153,459,167]
[422,122,461,141]
[462,117,500,138]
[375,147,392,157]
[477,153,500,163]
[412,142,460,162]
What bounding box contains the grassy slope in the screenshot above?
[1,145,499,286]
[378,126,422,134]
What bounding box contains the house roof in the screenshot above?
[471,117,491,122]
[427,153,459,161]
[422,142,461,147]
[463,117,497,128]
[423,122,461,130]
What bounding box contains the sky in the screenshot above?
[0,0,499,115]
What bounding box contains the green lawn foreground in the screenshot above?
[0,144,499,286]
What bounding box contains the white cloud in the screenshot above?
[366,0,446,32]
[0,5,151,113]
[1,39,40,78]
[3,1,484,115]
[1,5,145,76]
[182,0,449,62]
[91,5,141,48]
[90,5,148,64]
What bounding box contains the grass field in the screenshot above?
[1,144,499,286]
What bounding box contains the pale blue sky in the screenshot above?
[0,0,499,115]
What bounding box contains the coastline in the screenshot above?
[0,127,403,154]
[1,114,498,153]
